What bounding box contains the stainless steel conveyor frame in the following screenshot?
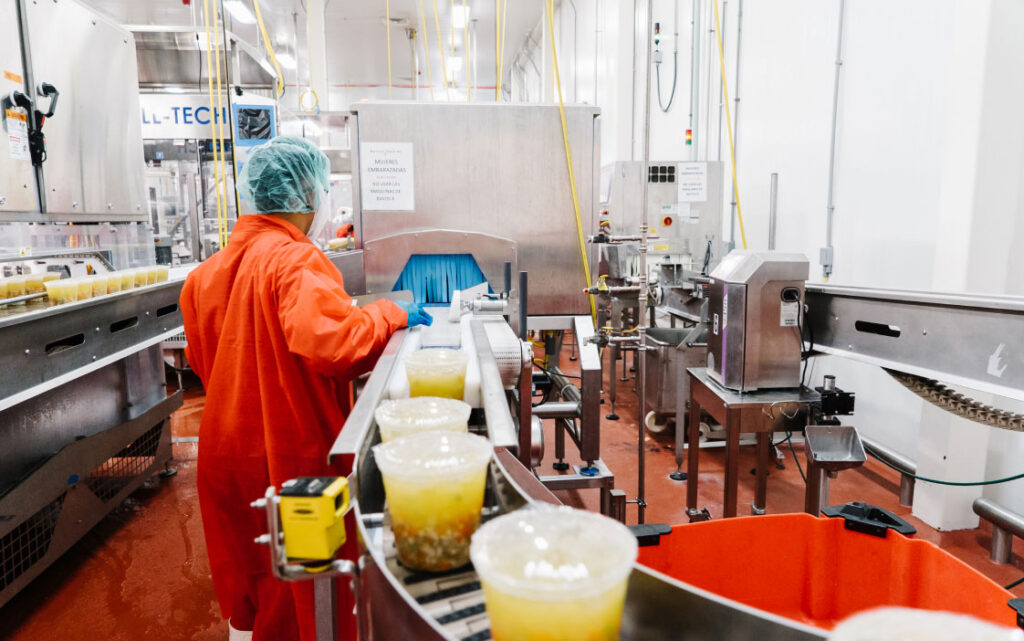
[0,281,185,607]
[326,322,825,640]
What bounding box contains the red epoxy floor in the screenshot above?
[2,348,1023,640]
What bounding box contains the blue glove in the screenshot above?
[398,301,433,328]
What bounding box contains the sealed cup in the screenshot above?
[373,431,492,572]
[374,397,471,442]
[404,348,469,400]
[470,506,638,641]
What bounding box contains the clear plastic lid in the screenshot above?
[373,431,492,482]
[469,505,638,600]
[375,397,471,442]
[404,348,469,376]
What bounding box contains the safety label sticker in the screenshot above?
[360,142,415,211]
[3,70,22,85]
[677,162,708,202]
[5,109,29,161]
[780,300,799,327]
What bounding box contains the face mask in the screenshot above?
[305,189,331,242]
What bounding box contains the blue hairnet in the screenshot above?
[237,136,329,214]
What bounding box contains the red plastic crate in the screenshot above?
[637,513,1016,630]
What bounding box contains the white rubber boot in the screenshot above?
[228,621,254,641]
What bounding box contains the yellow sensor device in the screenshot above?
[279,477,351,564]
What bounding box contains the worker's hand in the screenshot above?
[397,301,433,328]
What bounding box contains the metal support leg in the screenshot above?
[723,410,740,518]
[992,526,1013,564]
[552,418,568,471]
[606,344,619,420]
[804,462,829,516]
[609,489,628,523]
[752,432,769,515]
[686,393,701,520]
[899,474,915,508]
[313,575,338,641]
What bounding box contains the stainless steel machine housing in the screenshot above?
[707,250,810,391]
[351,102,600,317]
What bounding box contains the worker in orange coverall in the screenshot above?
[180,136,432,641]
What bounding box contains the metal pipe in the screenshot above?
[973,497,1024,564]
[727,0,743,249]
[532,401,581,420]
[518,270,528,341]
[635,0,655,525]
[689,0,700,160]
[717,0,726,161]
[407,27,419,99]
[471,320,519,451]
[860,435,916,507]
[823,0,846,280]
[768,172,778,250]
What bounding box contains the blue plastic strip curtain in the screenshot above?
[393,254,488,304]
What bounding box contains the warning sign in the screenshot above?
[5,109,29,161]
[360,142,415,211]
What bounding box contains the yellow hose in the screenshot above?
[386,0,393,99]
[462,0,469,101]
[251,0,284,98]
[498,0,508,99]
[419,0,435,100]
[432,0,451,100]
[212,3,229,248]
[713,0,747,249]
[544,0,596,321]
[449,0,455,57]
[494,0,500,101]
[202,0,225,249]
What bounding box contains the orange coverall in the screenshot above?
[180,214,406,640]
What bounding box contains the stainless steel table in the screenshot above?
[686,367,818,519]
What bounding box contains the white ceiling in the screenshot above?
[86,0,544,95]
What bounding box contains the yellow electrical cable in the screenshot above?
[419,0,435,100]
[545,0,596,321]
[494,0,500,101]
[251,0,284,98]
[386,0,393,99]
[212,2,229,248]
[498,0,508,99]
[462,0,469,101]
[713,0,747,249]
[202,0,225,249]
[432,0,451,100]
[449,0,455,57]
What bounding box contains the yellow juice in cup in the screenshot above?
[405,349,469,400]
[91,275,108,297]
[6,275,26,300]
[156,265,170,282]
[76,277,93,301]
[25,273,44,294]
[118,270,133,291]
[44,279,67,304]
[107,273,122,293]
[133,268,148,288]
[373,432,492,572]
[145,266,158,284]
[470,506,638,641]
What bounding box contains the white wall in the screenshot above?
[512,0,1024,527]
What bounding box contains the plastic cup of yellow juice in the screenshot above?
[404,348,469,400]
[25,272,44,294]
[91,275,108,297]
[145,266,158,284]
[469,506,638,641]
[119,270,134,291]
[373,431,492,572]
[44,279,66,304]
[155,265,170,282]
[133,268,148,288]
[75,277,93,301]
[6,275,26,298]
[107,272,122,293]
[374,397,471,443]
